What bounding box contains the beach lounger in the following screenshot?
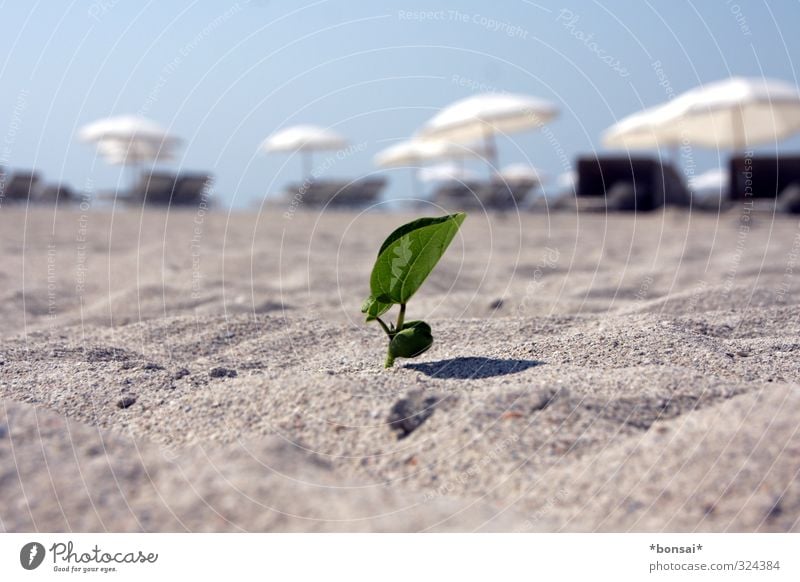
[431,177,536,210]
[576,156,690,212]
[283,180,339,206]
[0,171,41,203]
[126,172,212,206]
[283,176,386,208]
[346,177,386,205]
[729,155,800,213]
[172,174,213,205]
[132,172,178,205]
[430,180,479,210]
[484,176,538,208]
[38,184,75,204]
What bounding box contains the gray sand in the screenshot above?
[1,206,799,531]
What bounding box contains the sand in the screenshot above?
[1,204,799,532]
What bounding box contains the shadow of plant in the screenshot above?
[404,357,544,380]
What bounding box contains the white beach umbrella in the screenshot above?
[604,77,800,151]
[78,115,180,192]
[78,115,176,144]
[500,163,545,183]
[262,124,348,179]
[417,93,559,172]
[374,138,487,197]
[666,77,800,148]
[418,163,479,183]
[602,104,679,150]
[373,139,486,168]
[96,138,177,166]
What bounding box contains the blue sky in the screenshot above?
[1,0,799,207]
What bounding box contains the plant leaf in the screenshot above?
[376,215,463,257]
[389,320,433,359]
[370,212,465,304]
[361,295,391,322]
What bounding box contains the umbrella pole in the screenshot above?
[411,168,421,199]
[733,107,746,152]
[129,161,140,200]
[302,150,313,182]
[484,130,499,177]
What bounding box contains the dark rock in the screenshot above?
[116,396,137,409]
[766,497,784,522]
[387,391,441,439]
[173,368,190,380]
[255,300,288,313]
[86,346,132,362]
[489,298,505,310]
[209,367,237,379]
[581,391,718,431]
[142,362,165,371]
[489,387,560,418]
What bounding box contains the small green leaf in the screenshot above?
[361,295,391,322]
[369,212,465,304]
[376,215,463,257]
[389,320,433,359]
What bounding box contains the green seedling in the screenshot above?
[362,212,466,368]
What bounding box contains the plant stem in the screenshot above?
[384,303,406,369]
[375,316,392,337]
[395,303,406,331]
